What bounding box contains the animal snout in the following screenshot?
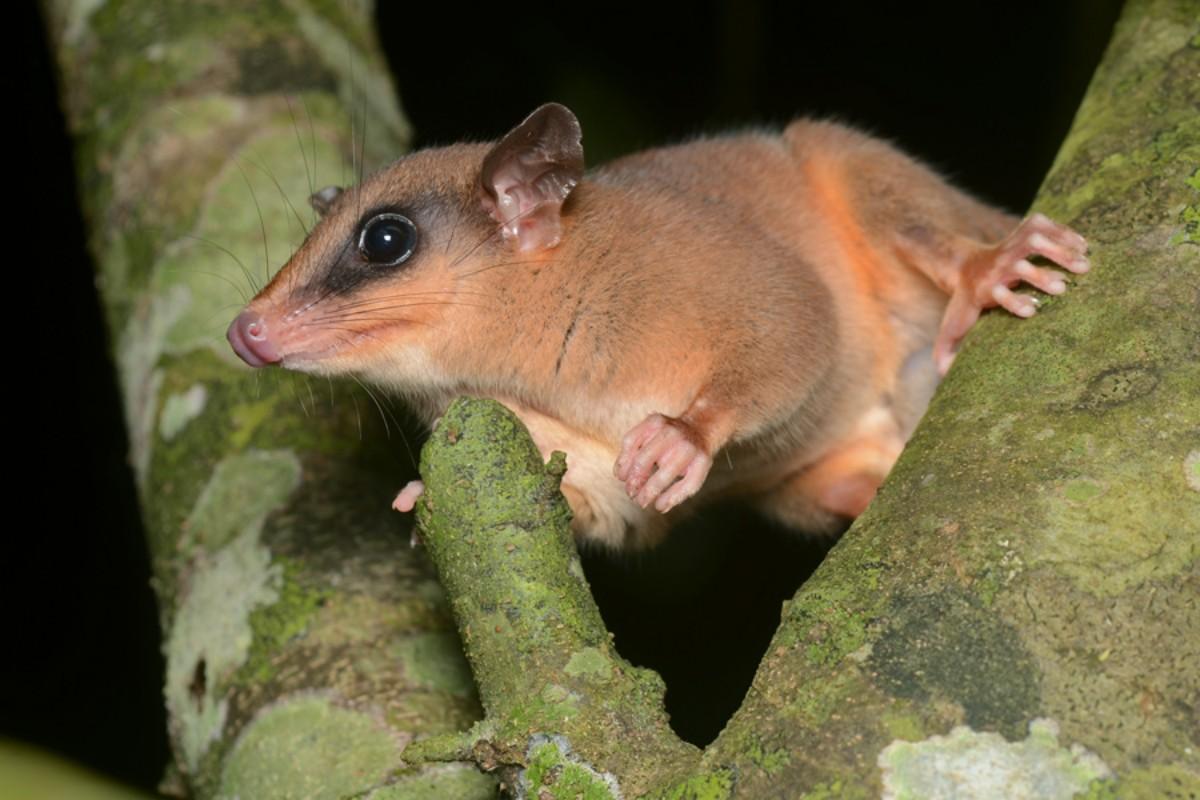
[227,310,281,367]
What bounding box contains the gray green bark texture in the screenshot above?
[47,0,1198,798]
[45,1,493,798]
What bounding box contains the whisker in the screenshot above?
[301,304,487,328]
[199,302,255,335]
[368,383,416,470]
[443,203,463,258]
[236,162,272,289]
[183,233,260,296]
[457,258,554,281]
[163,264,250,304]
[351,392,363,440]
[448,223,506,269]
[447,203,542,269]
[304,298,482,319]
[246,156,309,239]
[284,95,315,206]
[289,372,311,417]
[356,83,368,189]
[352,374,390,439]
[303,95,318,228]
[313,288,493,312]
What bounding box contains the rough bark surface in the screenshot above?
[45,1,494,798]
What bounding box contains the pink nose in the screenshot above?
[227,310,281,367]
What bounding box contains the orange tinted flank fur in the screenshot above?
[228,105,1089,549]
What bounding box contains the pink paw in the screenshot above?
[614,413,713,512]
[391,480,425,512]
[935,213,1089,374]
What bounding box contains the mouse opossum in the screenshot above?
[227,103,1088,549]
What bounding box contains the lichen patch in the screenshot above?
[185,449,301,551]
[160,383,208,440]
[166,526,283,773]
[878,719,1112,800]
[164,449,300,773]
[217,693,405,800]
[118,283,191,485]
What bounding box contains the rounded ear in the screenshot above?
[479,103,585,252]
[309,186,344,217]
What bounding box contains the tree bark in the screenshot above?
[45,1,494,797]
[47,0,1198,797]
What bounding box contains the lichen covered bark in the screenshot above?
[408,399,699,797]
[45,1,493,797]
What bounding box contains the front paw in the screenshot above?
[391,480,425,512]
[614,413,713,512]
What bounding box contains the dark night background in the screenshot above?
[17,1,1121,793]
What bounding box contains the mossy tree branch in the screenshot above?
[406,399,699,797]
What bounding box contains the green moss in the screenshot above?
[564,647,614,682]
[772,538,884,664]
[1112,764,1200,799]
[218,694,403,799]
[881,709,927,742]
[798,780,870,800]
[647,770,734,800]
[237,558,328,685]
[413,399,694,794]
[744,734,790,776]
[1079,780,1119,800]
[1175,165,1200,245]
[786,669,861,728]
[523,738,620,800]
[1063,480,1104,502]
[801,602,869,667]
[396,632,478,696]
[228,397,276,450]
[365,764,496,800]
[415,399,598,716]
[502,683,582,733]
[1035,440,1197,596]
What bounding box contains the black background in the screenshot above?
[18,1,1121,792]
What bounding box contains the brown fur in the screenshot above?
[231,107,1086,549]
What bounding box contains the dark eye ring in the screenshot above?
[358,213,418,266]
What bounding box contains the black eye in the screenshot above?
[358,213,418,266]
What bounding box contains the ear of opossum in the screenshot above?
[479,103,584,253]
[309,185,344,216]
